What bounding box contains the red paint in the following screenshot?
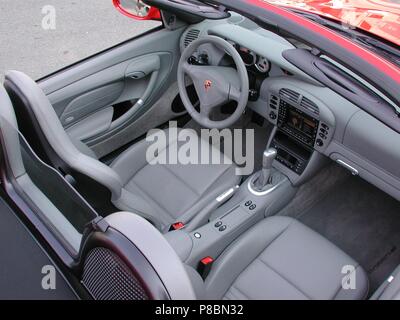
[112,0,161,21]
[263,0,400,45]
[246,0,400,83]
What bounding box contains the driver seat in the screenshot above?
[4,71,241,232]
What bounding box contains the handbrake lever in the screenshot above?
[184,185,240,232]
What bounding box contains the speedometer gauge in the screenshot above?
[238,47,257,66]
[255,56,270,73]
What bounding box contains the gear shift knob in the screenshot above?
[254,148,277,191]
[262,148,278,170]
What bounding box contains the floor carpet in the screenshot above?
[299,176,400,293]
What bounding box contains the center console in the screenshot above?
[265,87,335,184]
[165,85,336,270]
[271,131,312,175]
[165,169,297,267]
[269,99,319,176]
[277,100,319,148]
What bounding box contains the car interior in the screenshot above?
[0,8,400,300]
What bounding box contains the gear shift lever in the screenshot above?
[254,148,277,190]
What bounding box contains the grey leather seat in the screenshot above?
[109,130,240,231]
[4,70,240,232]
[189,217,369,300]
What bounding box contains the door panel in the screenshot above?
[67,106,114,141]
[39,27,185,156]
[60,82,123,127]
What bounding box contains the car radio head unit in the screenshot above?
[278,100,319,147]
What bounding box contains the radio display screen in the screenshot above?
[286,109,317,138]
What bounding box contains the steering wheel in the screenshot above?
[177,35,249,129]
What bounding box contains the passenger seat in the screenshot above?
[192,217,369,299]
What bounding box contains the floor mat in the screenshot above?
[299,176,400,294]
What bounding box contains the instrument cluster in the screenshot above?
[226,39,270,73]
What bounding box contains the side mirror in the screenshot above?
[112,0,161,21]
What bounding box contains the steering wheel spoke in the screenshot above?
[181,61,197,79]
[199,102,212,117]
[229,85,242,103]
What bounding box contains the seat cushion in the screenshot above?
[111,128,241,231]
[205,216,369,300]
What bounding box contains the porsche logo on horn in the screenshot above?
[204,80,212,92]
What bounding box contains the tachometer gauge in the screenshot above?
[255,56,270,73]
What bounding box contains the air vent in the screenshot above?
[279,88,300,104]
[300,96,319,115]
[269,95,279,110]
[184,29,200,48]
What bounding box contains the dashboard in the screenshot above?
[180,13,400,202]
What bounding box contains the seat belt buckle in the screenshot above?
[170,222,185,231]
[198,256,214,280]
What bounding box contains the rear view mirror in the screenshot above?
[112,0,161,20]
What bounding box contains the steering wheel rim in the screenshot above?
[177,35,249,129]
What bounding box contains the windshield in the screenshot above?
[263,0,400,46]
[263,0,400,67]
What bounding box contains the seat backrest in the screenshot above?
[80,212,197,300]
[4,71,123,200]
[0,84,86,252]
[1,85,196,299]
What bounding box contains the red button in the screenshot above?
[201,256,214,265]
[172,222,185,230]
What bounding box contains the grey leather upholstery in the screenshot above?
[4,70,240,232]
[0,85,82,252]
[111,127,240,231]
[71,137,98,159]
[202,217,369,300]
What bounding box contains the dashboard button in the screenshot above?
[215,221,223,228]
[219,225,227,232]
[322,123,329,130]
[245,200,252,207]
[316,139,324,147]
[249,204,257,210]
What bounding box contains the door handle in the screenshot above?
[126,71,146,80]
[110,55,161,130]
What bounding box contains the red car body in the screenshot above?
[263,0,400,46]
[246,0,400,85]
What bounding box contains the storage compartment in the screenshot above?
[271,130,312,174]
[344,111,400,179]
